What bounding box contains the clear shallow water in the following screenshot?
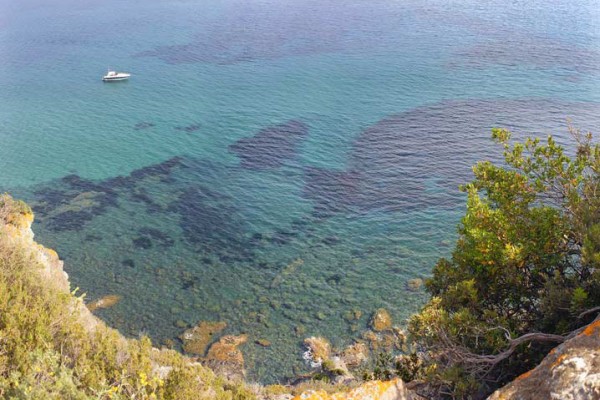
[1,0,600,383]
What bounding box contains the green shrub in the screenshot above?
[408,128,600,398]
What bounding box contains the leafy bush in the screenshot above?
[408,128,600,398]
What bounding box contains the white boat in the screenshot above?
[102,69,131,82]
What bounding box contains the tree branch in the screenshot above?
[578,306,600,321]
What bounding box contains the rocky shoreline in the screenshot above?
[2,196,598,399]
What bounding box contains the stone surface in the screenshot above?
[180,320,227,355]
[406,278,423,292]
[291,378,422,400]
[323,356,354,384]
[488,317,600,400]
[86,294,122,312]
[303,336,332,365]
[256,338,272,347]
[340,342,370,368]
[362,327,405,353]
[370,308,393,332]
[205,334,248,380]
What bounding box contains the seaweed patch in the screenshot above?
[32,157,186,232]
[134,122,155,130]
[175,123,201,133]
[302,99,600,215]
[170,186,255,262]
[229,120,308,170]
[132,236,153,249]
[137,226,175,247]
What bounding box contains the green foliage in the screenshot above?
[570,287,589,313]
[363,352,394,381]
[0,194,31,227]
[321,360,346,377]
[395,352,424,382]
[409,128,600,398]
[0,198,258,400]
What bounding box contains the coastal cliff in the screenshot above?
[2,194,599,400]
[0,194,419,400]
[0,195,257,399]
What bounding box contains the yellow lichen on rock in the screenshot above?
[581,318,600,336]
[205,334,248,380]
[341,342,369,368]
[304,336,332,363]
[292,378,414,400]
[180,320,228,355]
[370,308,392,332]
[488,316,600,400]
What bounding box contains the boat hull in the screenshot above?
[102,77,129,82]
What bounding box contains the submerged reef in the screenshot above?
[31,156,185,232]
[134,121,156,130]
[302,99,600,215]
[2,194,597,399]
[169,185,255,262]
[229,120,309,170]
[175,123,202,132]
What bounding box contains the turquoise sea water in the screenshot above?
[2,0,600,382]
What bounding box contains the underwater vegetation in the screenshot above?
[175,123,202,133]
[229,120,309,170]
[31,157,185,232]
[16,100,600,383]
[302,99,600,215]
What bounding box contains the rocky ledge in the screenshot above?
[289,378,422,400]
[488,317,600,400]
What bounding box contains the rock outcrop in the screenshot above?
[180,320,228,355]
[340,342,369,368]
[205,334,248,380]
[86,294,122,311]
[303,336,332,365]
[370,308,393,332]
[488,317,600,400]
[291,378,422,400]
[1,198,101,333]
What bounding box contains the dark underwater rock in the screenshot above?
[138,227,174,247]
[132,236,152,249]
[302,99,600,216]
[169,186,256,261]
[46,210,94,231]
[133,121,155,130]
[229,120,309,170]
[175,123,201,132]
[32,157,186,232]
